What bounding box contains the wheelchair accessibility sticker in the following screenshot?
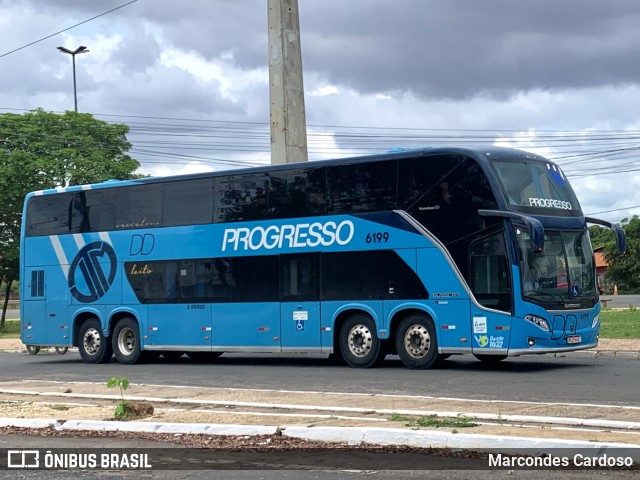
[293,311,308,332]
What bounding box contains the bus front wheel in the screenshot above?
[339,314,385,368]
[78,318,113,364]
[112,317,142,365]
[395,314,438,369]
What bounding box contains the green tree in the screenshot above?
[588,225,614,249]
[0,109,141,327]
[602,217,640,292]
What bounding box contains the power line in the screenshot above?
[586,205,640,216]
[0,0,139,59]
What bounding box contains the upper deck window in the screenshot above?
[491,160,581,217]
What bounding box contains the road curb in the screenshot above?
[2,387,640,431]
[0,418,637,453]
[282,425,639,452]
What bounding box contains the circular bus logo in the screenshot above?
[68,241,117,303]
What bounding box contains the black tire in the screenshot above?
[78,318,113,364]
[395,314,438,369]
[55,347,69,355]
[474,354,507,364]
[339,313,384,368]
[26,345,40,355]
[112,317,142,365]
[327,351,346,365]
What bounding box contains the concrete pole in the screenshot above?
[268,0,308,164]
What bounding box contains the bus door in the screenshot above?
[280,255,322,349]
[468,231,513,354]
[46,265,71,344]
[22,266,70,345]
[22,267,49,345]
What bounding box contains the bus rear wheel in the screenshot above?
[339,314,385,368]
[395,314,438,369]
[26,345,40,355]
[112,317,142,365]
[78,318,112,364]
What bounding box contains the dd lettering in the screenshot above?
[129,234,155,256]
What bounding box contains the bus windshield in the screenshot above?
[516,228,596,307]
[491,160,581,216]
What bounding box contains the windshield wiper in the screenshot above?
[524,292,566,305]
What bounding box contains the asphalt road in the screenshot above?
[604,294,640,309]
[1,350,638,406]
[1,435,637,479]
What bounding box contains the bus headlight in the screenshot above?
[592,314,600,329]
[525,314,550,332]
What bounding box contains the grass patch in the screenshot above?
[599,310,640,339]
[0,320,20,339]
[391,413,477,428]
[48,404,70,411]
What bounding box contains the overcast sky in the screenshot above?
[1,0,639,223]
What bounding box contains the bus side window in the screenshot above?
[26,193,73,236]
[269,168,326,219]
[214,173,269,223]
[164,179,214,227]
[281,254,320,301]
[115,184,163,230]
[326,161,396,214]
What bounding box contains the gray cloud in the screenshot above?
[1,0,640,217]
[10,0,640,101]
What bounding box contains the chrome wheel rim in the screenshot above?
[348,324,373,358]
[117,327,136,356]
[404,324,431,358]
[82,328,101,355]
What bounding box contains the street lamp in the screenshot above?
[57,45,89,112]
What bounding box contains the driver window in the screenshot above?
[469,231,512,313]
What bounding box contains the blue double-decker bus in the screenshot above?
[20,147,625,368]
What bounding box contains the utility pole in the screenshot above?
[57,46,89,112]
[267,0,308,164]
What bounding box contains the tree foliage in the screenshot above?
[0,109,140,326]
[592,217,640,292]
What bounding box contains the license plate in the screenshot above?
[567,335,582,344]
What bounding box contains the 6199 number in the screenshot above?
[366,232,389,243]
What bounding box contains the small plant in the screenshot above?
[415,414,477,428]
[49,404,70,411]
[390,414,412,422]
[107,377,130,420]
[390,413,477,428]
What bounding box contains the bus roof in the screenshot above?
[28,146,551,196]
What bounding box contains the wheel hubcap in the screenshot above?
[117,327,136,356]
[82,328,101,355]
[348,324,373,358]
[404,324,431,358]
